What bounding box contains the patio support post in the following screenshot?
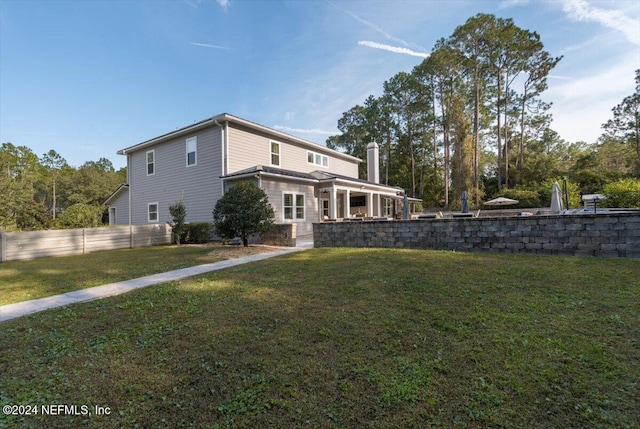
[330,186,337,220]
[367,192,374,218]
[345,190,351,218]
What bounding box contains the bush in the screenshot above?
[55,203,102,229]
[185,222,212,244]
[213,181,275,247]
[168,200,187,245]
[602,178,640,208]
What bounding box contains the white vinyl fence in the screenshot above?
[0,224,171,262]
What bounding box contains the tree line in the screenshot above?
[0,144,125,231]
[327,13,640,209]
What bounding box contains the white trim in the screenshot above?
[146,150,155,176]
[282,192,305,221]
[109,207,117,226]
[270,140,281,167]
[307,150,329,168]
[186,136,197,167]
[321,198,330,220]
[147,202,159,223]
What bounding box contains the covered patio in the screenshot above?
[316,175,419,221]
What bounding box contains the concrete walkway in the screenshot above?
[0,239,313,323]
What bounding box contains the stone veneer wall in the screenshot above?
[313,213,640,258]
[249,223,296,247]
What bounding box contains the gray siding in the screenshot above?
[108,188,129,225]
[261,177,317,236]
[228,123,359,177]
[129,126,223,225]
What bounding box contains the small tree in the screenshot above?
[603,178,640,208]
[168,200,187,245]
[55,203,102,229]
[213,181,275,247]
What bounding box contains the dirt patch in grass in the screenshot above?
[205,244,286,259]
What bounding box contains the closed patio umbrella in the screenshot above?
[461,191,469,213]
[402,193,409,220]
[550,182,564,213]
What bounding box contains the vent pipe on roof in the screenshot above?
[367,142,379,184]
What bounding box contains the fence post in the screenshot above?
[1,233,6,263]
[83,228,87,254]
[130,224,134,249]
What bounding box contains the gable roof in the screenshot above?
[103,183,128,205]
[117,113,361,164]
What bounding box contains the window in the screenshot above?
[307,150,328,167]
[270,141,280,166]
[186,137,197,166]
[146,150,155,175]
[283,193,305,220]
[148,202,158,223]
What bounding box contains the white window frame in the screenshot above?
[270,141,281,167]
[109,207,117,226]
[306,150,329,168]
[186,137,197,167]
[148,202,159,223]
[321,198,330,219]
[146,150,155,176]
[383,198,393,217]
[283,192,305,221]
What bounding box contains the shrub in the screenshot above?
[55,203,102,229]
[213,181,275,247]
[185,222,212,244]
[168,200,187,245]
[602,178,640,208]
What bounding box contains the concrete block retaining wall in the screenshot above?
[313,213,640,258]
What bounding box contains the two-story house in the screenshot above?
[104,113,408,237]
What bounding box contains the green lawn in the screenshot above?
[1,248,638,428]
[0,245,227,305]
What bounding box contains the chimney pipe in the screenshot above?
[367,142,379,184]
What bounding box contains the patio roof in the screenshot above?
[221,165,405,195]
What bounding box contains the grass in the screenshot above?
[0,244,269,305]
[1,248,638,428]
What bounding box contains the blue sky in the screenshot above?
[1,0,638,170]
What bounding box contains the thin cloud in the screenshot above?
[358,41,429,58]
[273,125,337,136]
[548,74,573,80]
[499,0,529,8]
[561,0,640,46]
[190,42,231,50]
[328,1,427,52]
[217,0,230,10]
[182,0,202,8]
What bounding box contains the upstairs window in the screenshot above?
[186,137,197,166]
[270,141,280,166]
[146,150,155,175]
[307,151,328,167]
